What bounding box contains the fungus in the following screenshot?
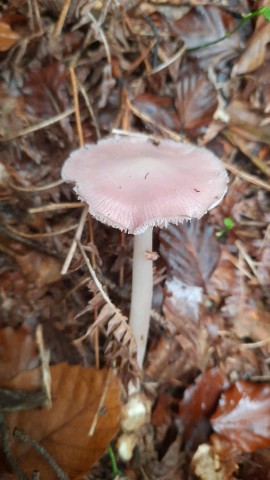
[62,135,228,367]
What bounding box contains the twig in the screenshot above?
[36,325,52,408]
[13,428,69,480]
[77,81,101,139]
[61,206,88,274]
[53,0,72,37]
[0,413,27,480]
[88,369,112,436]
[69,67,84,147]
[0,107,74,142]
[126,98,185,142]
[224,130,270,178]
[148,43,186,75]
[9,178,63,192]
[6,223,78,239]
[29,202,84,213]
[224,162,270,192]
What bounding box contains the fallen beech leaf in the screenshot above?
[175,67,217,134]
[232,24,270,75]
[0,21,20,51]
[0,327,38,385]
[178,368,229,442]
[174,6,241,67]
[211,381,270,453]
[159,219,220,289]
[15,250,61,287]
[5,363,121,480]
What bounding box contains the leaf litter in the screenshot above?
[0,0,270,478]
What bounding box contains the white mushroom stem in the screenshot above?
[129,228,153,368]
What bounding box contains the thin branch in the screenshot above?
[61,206,88,275]
[69,67,84,147]
[53,0,72,37]
[13,428,69,480]
[0,413,27,480]
[0,108,74,142]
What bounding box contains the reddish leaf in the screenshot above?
[211,381,270,454]
[133,94,180,131]
[159,219,220,289]
[175,67,217,134]
[178,368,229,441]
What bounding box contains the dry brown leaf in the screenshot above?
[5,363,121,480]
[0,327,39,385]
[232,24,270,76]
[0,21,20,52]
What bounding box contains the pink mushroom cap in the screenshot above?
[62,135,228,234]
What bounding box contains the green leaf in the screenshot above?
[223,217,234,230]
[262,7,270,21]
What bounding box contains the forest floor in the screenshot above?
[0,1,270,479]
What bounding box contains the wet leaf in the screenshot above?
[159,219,220,289]
[178,368,229,442]
[5,363,121,479]
[211,381,270,454]
[0,20,20,52]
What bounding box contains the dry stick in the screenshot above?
[224,162,270,192]
[9,178,63,192]
[88,369,112,436]
[53,0,72,37]
[69,67,84,148]
[6,223,78,239]
[127,98,185,142]
[0,413,27,480]
[224,130,270,178]
[0,107,74,142]
[149,43,186,75]
[77,81,101,139]
[29,202,84,213]
[36,325,52,408]
[69,66,100,366]
[32,0,43,32]
[61,206,88,275]
[27,0,34,31]
[13,428,69,480]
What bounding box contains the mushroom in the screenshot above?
[61,135,228,367]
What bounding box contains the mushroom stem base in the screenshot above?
[129,229,153,368]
